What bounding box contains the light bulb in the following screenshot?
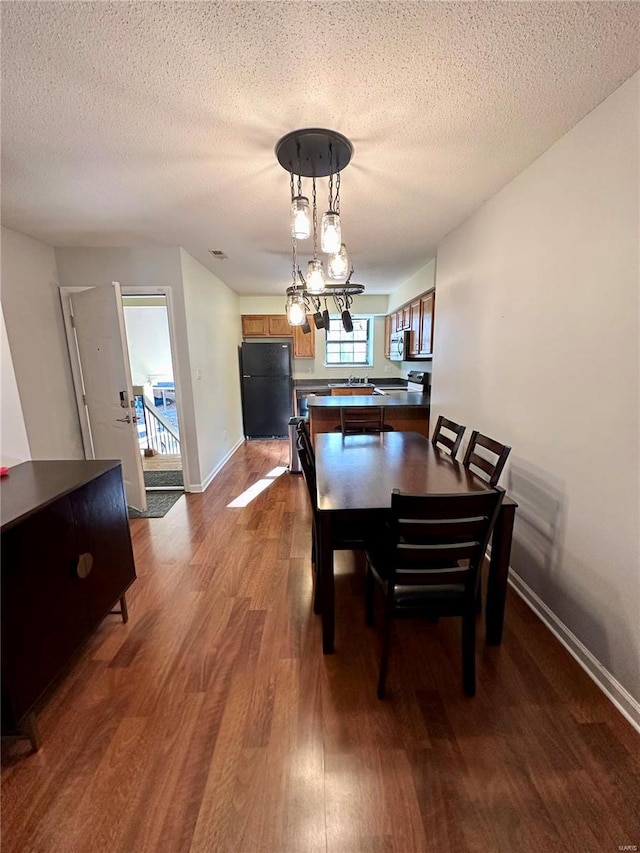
[290,196,311,240]
[321,211,341,254]
[306,259,325,295]
[286,295,306,326]
[327,243,349,280]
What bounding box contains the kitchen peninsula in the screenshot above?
[307,392,429,443]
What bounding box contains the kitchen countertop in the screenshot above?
[306,392,427,408]
[294,379,409,393]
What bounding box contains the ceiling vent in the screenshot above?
[209,249,228,260]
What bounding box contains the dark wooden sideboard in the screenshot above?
[1,460,137,750]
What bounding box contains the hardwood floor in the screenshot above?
[2,440,638,852]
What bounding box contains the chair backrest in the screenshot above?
[463,430,511,487]
[340,406,385,434]
[296,419,315,465]
[431,415,466,456]
[389,488,504,591]
[296,433,317,514]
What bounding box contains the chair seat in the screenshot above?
[393,584,466,607]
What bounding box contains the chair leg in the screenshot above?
[462,609,476,696]
[377,605,393,700]
[312,522,322,615]
[365,563,375,626]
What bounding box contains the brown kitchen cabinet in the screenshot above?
[1,460,136,750]
[419,291,435,356]
[409,298,421,356]
[241,314,315,358]
[268,315,291,336]
[293,323,315,358]
[384,288,435,360]
[241,315,270,337]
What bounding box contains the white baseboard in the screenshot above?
[187,438,244,493]
[508,570,640,734]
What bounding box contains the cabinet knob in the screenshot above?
[75,553,93,579]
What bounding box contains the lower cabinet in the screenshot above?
[1,461,136,749]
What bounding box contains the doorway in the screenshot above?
[61,283,190,515]
[121,295,185,498]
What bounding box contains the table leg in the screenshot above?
[486,503,516,645]
[318,513,335,654]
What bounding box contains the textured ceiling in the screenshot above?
[1,2,638,295]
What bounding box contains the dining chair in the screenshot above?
[431,415,466,456]
[339,406,393,434]
[296,418,315,465]
[462,430,511,487]
[364,487,504,699]
[296,430,367,615]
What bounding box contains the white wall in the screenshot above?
[1,305,30,466]
[123,304,174,385]
[388,258,436,312]
[432,73,640,715]
[180,250,244,488]
[1,227,84,458]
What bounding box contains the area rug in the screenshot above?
[128,490,184,518]
[143,470,184,488]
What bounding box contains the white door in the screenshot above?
[70,284,147,511]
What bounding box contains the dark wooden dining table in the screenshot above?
[314,431,518,654]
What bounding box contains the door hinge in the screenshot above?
[82,393,87,405]
[70,314,76,328]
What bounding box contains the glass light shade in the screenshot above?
[321,211,341,254]
[286,294,306,326]
[327,243,349,280]
[290,196,311,240]
[306,259,325,295]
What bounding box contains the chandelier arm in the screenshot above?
[312,177,318,261]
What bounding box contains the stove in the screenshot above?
[406,370,430,392]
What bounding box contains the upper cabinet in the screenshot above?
[418,292,434,356]
[268,315,291,336]
[409,299,421,357]
[241,314,315,359]
[385,289,435,360]
[241,315,269,337]
[292,324,315,358]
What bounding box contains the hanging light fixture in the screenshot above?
[285,238,306,326]
[275,128,364,331]
[289,173,311,240]
[327,243,350,280]
[305,176,325,294]
[321,162,341,254]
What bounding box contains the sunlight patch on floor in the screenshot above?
[227,466,287,508]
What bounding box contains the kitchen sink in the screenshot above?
[327,382,375,388]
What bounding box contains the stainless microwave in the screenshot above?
[389,330,409,361]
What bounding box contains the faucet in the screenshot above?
[348,374,356,385]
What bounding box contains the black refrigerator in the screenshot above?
[240,342,294,438]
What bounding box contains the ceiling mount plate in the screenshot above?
[275,128,354,177]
